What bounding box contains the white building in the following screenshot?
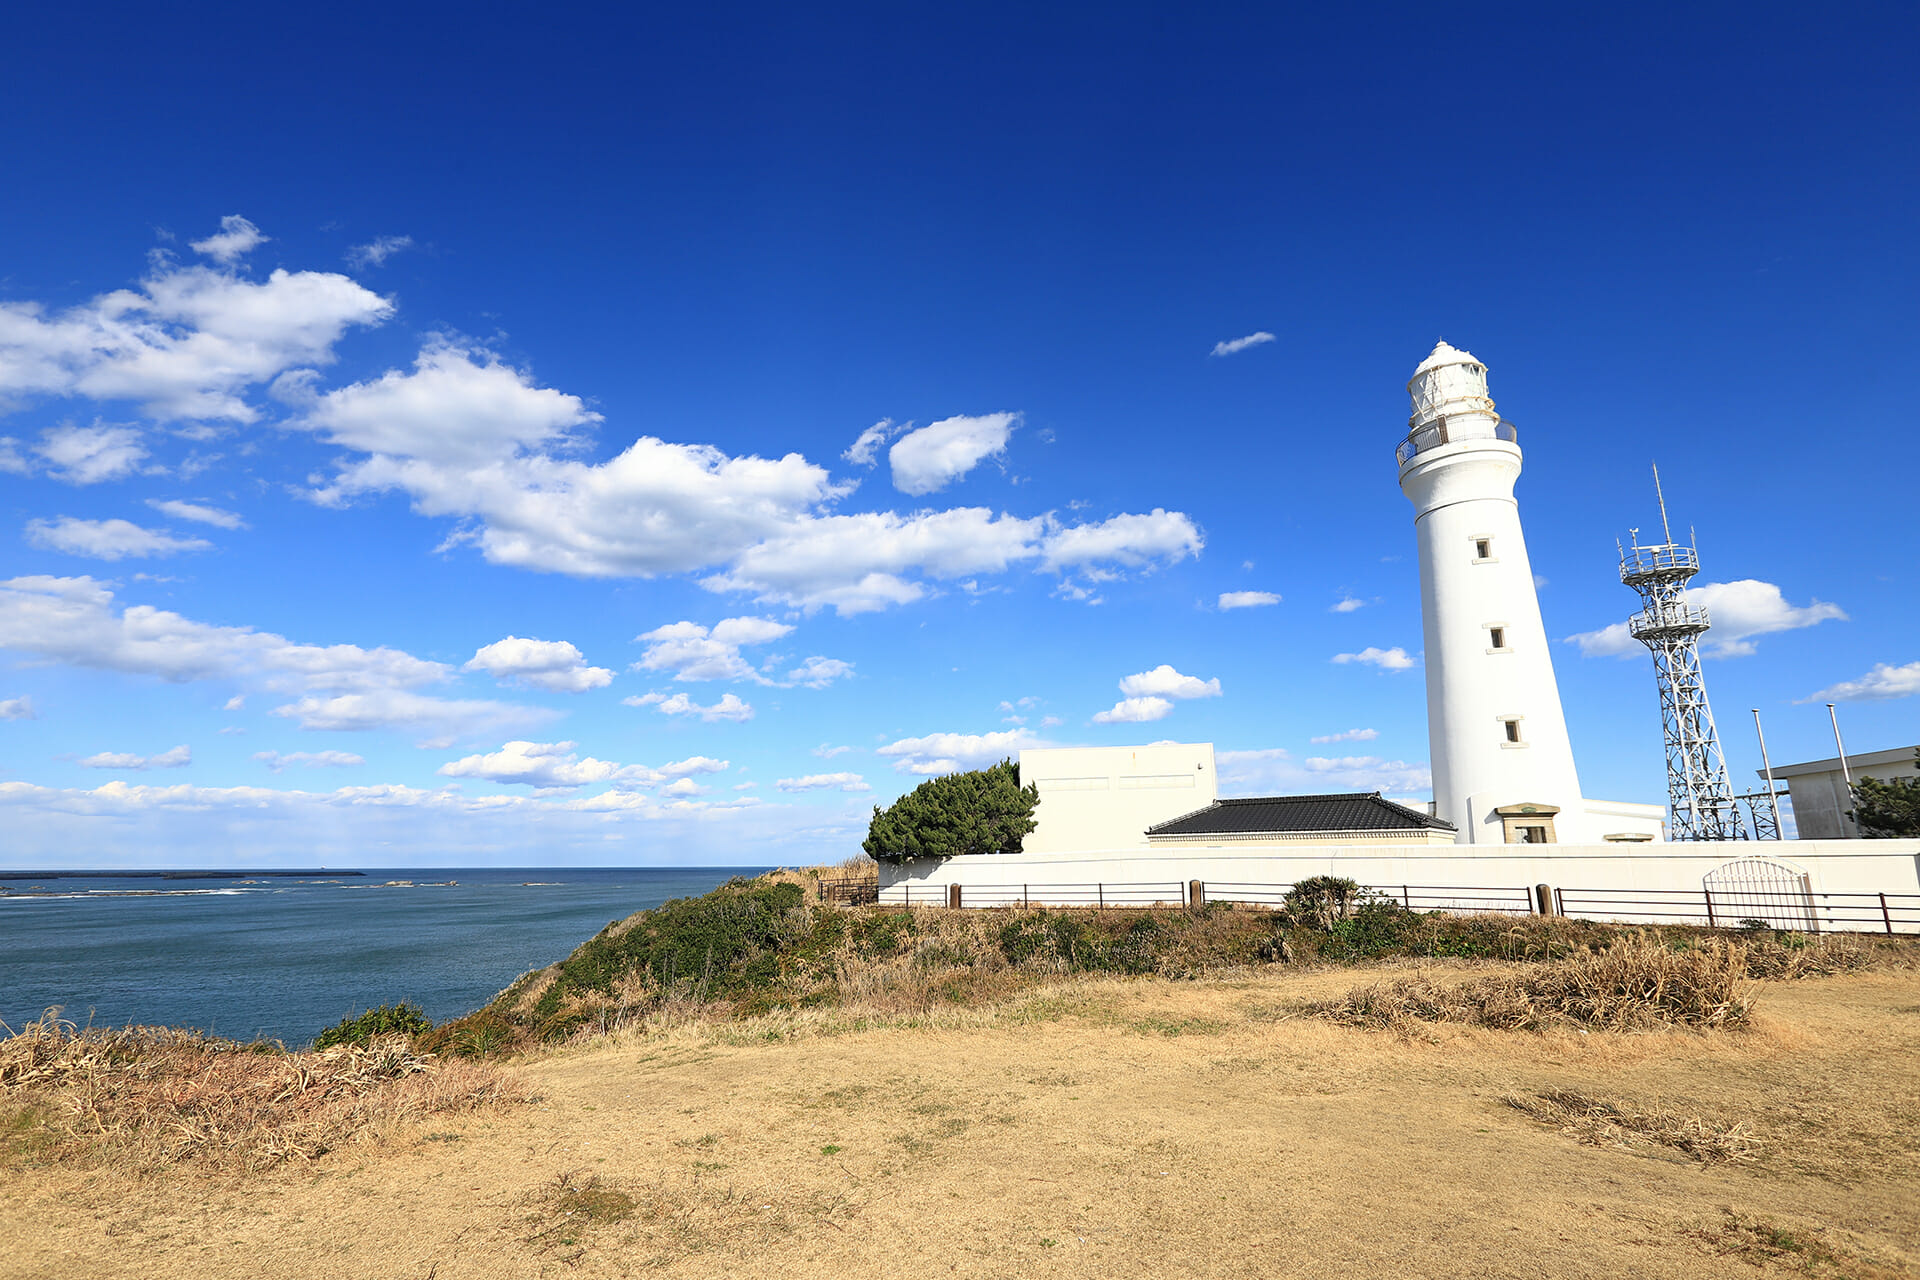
[1764,745,1919,839]
[1020,743,1217,854]
[1397,341,1662,845]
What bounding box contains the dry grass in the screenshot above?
[1309,937,1759,1032]
[0,1008,524,1171]
[1506,1087,1761,1164]
[3,969,1918,1279]
[1741,933,1896,979]
[1688,1210,1917,1279]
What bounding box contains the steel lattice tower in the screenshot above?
[1618,469,1748,841]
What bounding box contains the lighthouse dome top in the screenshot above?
[1410,340,1485,381]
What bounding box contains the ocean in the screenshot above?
[0,867,766,1045]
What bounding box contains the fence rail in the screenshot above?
[871,878,1920,934]
[817,876,878,905]
[1555,887,1920,935]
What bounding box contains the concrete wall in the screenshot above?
[1771,747,1919,839]
[877,838,1920,929]
[1019,743,1216,854]
[1582,797,1668,842]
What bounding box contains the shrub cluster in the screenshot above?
[315,1001,432,1050]
[405,874,1919,1058]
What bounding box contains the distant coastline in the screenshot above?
[0,871,368,881]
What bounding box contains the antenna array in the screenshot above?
[1619,466,1753,840]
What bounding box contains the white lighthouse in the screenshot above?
[1397,342,1590,845]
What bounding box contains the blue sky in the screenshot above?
[2,2,1915,867]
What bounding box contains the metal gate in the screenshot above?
[1704,857,1817,933]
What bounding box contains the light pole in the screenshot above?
[1827,702,1856,838]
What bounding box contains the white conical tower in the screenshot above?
[1397,342,1589,844]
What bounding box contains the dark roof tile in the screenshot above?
[1145,792,1454,836]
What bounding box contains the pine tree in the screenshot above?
[1850,751,1920,838]
[862,759,1040,861]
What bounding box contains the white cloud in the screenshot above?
[787,656,854,688]
[148,499,246,529]
[302,341,598,468]
[190,215,268,264]
[26,517,212,561]
[223,695,245,710]
[1331,596,1365,613]
[435,740,724,792]
[888,412,1018,495]
[1332,646,1417,671]
[2,238,1198,615]
[0,576,448,692]
[811,743,852,758]
[33,424,149,483]
[1217,747,1431,798]
[775,772,870,793]
[1218,591,1280,610]
[624,691,755,723]
[254,750,364,772]
[286,347,1199,613]
[1566,579,1846,659]
[345,235,414,269]
[1092,696,1174,724]
[464,636,613,693]
[1210,331,1275,358]
[269,691,553,744]
[1118,664,1221,701]
[1041,509,1203,573]
[876,728,1035,774]
[0,695,35,720]
[0,240,391,421]
[79,744,191,770]
[843,418,901,468]
[1311,728,1380,744]
[1808,661,1920,703]
[632,617,793,682]
[0,777,808,868]
[0,576,558,745]
[704,508,1043,614]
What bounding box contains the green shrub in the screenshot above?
[537,879,807,1010]
[1283,876,1363,929]
[313,1001,431,1050]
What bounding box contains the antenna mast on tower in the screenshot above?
[1619,466,1749,841]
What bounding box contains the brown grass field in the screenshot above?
[4,958,1918,1279]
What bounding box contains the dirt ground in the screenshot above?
[5,963,1918,1279]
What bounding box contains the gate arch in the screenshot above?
[1704,857,1817,933]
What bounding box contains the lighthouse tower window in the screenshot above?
[1501,718,1524,745]
[1472,537,1494,562]
[1487,626,1507,652]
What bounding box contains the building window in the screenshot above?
[1503,718,1522,743]
[1488,626,1506,650]
[1474,538,1491,560]
[1516,825,1549,843]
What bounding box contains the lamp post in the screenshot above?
[1827,702,1856,838]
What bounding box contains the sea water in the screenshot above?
[0,867,765,1045]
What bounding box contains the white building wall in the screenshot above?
[1019,743,1216,854]
[1583,798,1668,841]
[877,839,1920,929]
